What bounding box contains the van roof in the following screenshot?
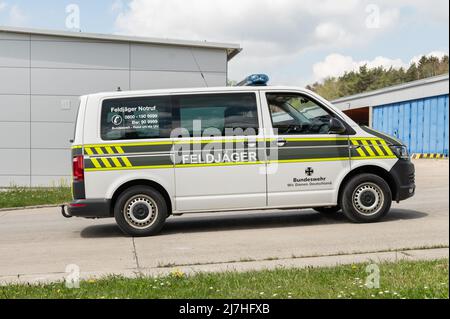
[84,86,311,99]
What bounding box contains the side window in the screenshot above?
[174,93,259,137]
[266,93,333,135]
[101,95,171,140]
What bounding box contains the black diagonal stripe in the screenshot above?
[370,140,387,156]
[364,141,379,157]
[117,157,127,167]
[356,140,371,157]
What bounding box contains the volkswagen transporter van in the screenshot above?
[64,75,415,236]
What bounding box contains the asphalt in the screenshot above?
[0,159,448,284]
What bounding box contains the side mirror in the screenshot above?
[329,117,347,135]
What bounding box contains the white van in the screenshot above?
[64,75,415,236]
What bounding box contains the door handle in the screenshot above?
[276,139,287,147]
[350,145,362,150]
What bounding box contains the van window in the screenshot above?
[266,93,333,135]
[101,96,171,140]
[173,93,259,137]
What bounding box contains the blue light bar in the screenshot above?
[237,74,270,86]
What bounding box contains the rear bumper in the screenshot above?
[67,199,111,218]
[389,159,416,201]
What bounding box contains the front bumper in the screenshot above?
[65,199,111,218]
[389,159,416,201]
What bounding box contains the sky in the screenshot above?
[0,0,448,86]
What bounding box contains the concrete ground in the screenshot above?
[0,160,448,285]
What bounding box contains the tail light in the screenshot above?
[72,155,84,181]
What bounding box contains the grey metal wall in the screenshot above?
[0,31,228,187]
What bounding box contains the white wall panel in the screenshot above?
[0,68,29,94]
[0,95,30,121]
[31,122,75,148]
[31,68,129,95]
[0,122,30,148]
[31,149,71,176]
[31,41,129,69]
[31,96,79,122]
[0,149,30,175]
[131,44,226,72]
[0,40,30,67]
[130,70,226,90]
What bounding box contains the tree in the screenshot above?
[309,54,449,100]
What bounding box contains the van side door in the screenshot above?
[261,91,351,208]
[172,92,267,212]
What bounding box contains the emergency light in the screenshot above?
[237,74,269,86]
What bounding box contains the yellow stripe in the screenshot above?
[111,157,122,167]
[90,158,102,168]
[285,137,349,142]
[113,146,132,166]
[85,165,173,172]
[352,140,367,157]
[379,140,394,156]
[178,161,265,168]
[269,157,350,164]
[352,156,397,160]
[370,140,385,156]
[361,140,376,157]
[95,147,104,155]
[100,157,112,168]
[103,146,122,167]
[105,146,115,154]
[84,141,173,148]
[85,147,94,156]
[122,157,133,167]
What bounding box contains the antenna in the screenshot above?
[190,48,209,87]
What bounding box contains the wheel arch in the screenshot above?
[338,165,397,205]
[110,179,173,217]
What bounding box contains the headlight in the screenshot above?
[389,145,409,160]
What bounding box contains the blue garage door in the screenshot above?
[373,94,449,156]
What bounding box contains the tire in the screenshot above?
[313,206,341,214]
[340,173,392,223]
[114,186,168,237]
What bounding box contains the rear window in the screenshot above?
[101,96,172,140]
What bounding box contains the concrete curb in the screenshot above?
[0,204,61,212]
[1,247,448,286]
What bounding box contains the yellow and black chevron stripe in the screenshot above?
[84,146,135,170]
[350,138,396,159]
[411,153,448,159]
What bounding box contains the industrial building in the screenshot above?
[333,74,449,157]
[0,26,241,187]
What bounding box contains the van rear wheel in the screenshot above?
[114,186,168,237]
[340,173,391,223]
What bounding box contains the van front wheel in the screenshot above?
[114,186,168,236]
[340,173,392,223]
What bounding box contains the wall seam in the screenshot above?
[29,33,32,187]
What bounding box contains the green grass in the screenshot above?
[0,186,72,209]
[1,259,448,299]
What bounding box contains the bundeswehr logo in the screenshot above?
[305,167,314,176]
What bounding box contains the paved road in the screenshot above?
[0,160,448,284]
